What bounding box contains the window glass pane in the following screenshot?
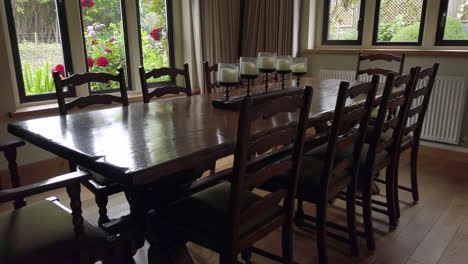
[12,0,65,95]
[80,0,128,92]
[376,0,424,42]
[442,0,468,40]
[327,0,361,40]
[139,0,170,83]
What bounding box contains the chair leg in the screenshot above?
[316,202,328,264]
[240,247,252,262]
[220,252,237,264]
[95,193,111,227]
[282,221,294,264]
[394,157,401,219]
[294,198,305,227]
[410,145,420,202]
[363,176,376,251]
[345,186,358,257]
[385,165,398,227]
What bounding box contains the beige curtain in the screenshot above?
[182,0,204,93]
[183,0,241,94]
[241,0,294,56]
[201,0,241,64]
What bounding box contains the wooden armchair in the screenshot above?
[139,63,192,103]
[355,52,406,80]
[147,87,313,264]
[53,69,129,228]
[53,68,129,116]
[0,141,117,264]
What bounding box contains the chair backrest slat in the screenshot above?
[363,68,420,180]
[139,63,192,103]
[304,76,379,199]
[229,87,313,244]
[53,68,128,116]
[402,63,439,141]
[355,52,406,80]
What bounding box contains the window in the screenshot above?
[137,0,175,86]
[4,0,74,103]
[436,0,468,45]
[79,0,131,92]
[322,0,366,45]
[373,0,428,45]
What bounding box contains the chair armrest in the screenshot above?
[0,171,90,203]
[0,140,25,153]
[185,168,232,196]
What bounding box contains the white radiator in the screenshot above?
[319,70,467,145]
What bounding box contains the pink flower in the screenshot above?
[104,49,112,53]
[150,63,156,68]
[96,57,109,67]
[87,25,94,31]
[109,38,116,43]
[87,57,94,68]
[146,36,154,41]
[94,24,105,31]
[150,27,163,41]
[81,0,95,8]
[88,30,96,37]
[146,44,153,49]
[91,39,98,45]
[52,64,65,77]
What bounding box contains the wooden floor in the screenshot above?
[1,145,468,264]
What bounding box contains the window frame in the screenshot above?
[372,0,428,46]
[322,0,366,45]
[136,0,176,88]
[78,0,133,94]
[435,0,468,46]
[4,0,75,103]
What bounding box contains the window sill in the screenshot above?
[301,48,468,57]
[9,90,200,120]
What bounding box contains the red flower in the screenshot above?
[109,38,116,42]
[87,57,94,68]
[96,57,109,67]
[81,0,95,8]
[150,27,163,41]
[104,49,112,53]
[52,64,65,77]
[91,39,98,45]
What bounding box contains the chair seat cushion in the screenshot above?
[161,182,283,239]
[0,200,110,263]
[266,142,389,201]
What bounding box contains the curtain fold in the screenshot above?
[241,0,294,57]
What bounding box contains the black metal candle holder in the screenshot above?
[259,68,276,93]
[218,82,238,101]
[277,70,292,90]
[292,72,306,88]
[240,74,259,96]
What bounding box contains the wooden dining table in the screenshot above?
[7,78,367,263]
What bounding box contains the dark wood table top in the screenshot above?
[8,78,364,186]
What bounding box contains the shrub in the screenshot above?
[377,14,406,41]
[391,23,420,42]
[441,16,468,40]
[392,17,468,42]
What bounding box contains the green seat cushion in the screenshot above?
[163,182,283,239]
[268,142,389,201]
[0,200,109,263]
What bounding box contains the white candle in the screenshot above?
[292,62,306,73]
[277,59,291,71]
[259,57,276,69]
[219,68,238,83]
[241,62,257,75]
